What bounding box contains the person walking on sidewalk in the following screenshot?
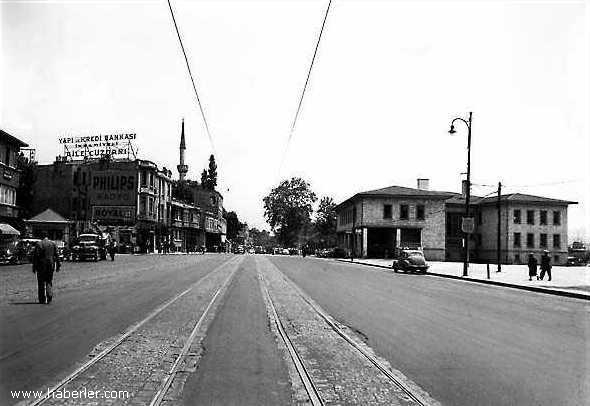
[527,253,538,281]
[32,231,61,304]
[539,250,552,281]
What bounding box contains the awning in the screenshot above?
[0,223,20,236]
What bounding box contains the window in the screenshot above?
[513,232,521,247]
[540,210,547,225]
[540,233,547,248]
[553,234,561,249]
[149,173,154,187]
[526,233,534,248]
[477,211,482,225]
[553,211,561,226]
[400,204,409,220]
[553,255,560,263]
[141,171,147,186]
[4,146,10,166]
[383,204,392,219]
[514,254,521,264]
[139,196,146,214]
[527,210,534,225]
[417,205,425,220]
[513,209,521,224]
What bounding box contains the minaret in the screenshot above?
[177,119,188,181]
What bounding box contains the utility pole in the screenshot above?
[497,181,502,272]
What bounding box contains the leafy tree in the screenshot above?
[263,177,317,247]
[207,154,217,190]
[171,180,193,203]
[314,196,337,247]
[16,152,37,219]
[249,227,274,249]
[224,210,242,241]
[200,169,208,189]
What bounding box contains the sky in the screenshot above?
[1,0,589,240]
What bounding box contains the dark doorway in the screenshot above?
[367,228,396,258]
[400,228,421,247]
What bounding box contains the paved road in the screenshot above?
[183,257,291,405]
[268,256,589,406]
[0,254,231,405]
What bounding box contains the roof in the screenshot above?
[0,129,29,148]
[26,208,71,223]
[336,185,457,209]
[445,195,484,205]
[0,223,20,235]
[477,193,577,206]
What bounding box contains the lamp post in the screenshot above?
[448,112,472,277]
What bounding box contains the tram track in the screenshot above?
[259,259,436,406]
[27,255,240,406]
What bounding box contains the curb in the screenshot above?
[336,259,590,301]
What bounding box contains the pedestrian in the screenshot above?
[32,231,61,304]
[527,253,538,281]
[108,239,116,261]
[539,250,552,281]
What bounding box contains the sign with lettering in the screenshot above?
[89,170,137,206]
[92,206,135,224]
[59,133,137,159]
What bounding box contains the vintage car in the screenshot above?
[392,249,429,273]
[71,234,107,261]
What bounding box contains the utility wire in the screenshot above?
[279,0,332,175]
[167,0,215,154]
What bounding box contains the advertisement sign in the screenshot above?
[92,206,135,224]
[89,170,137,206]
[59,133,137,159]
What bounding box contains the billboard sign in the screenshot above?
[89,170,137,206]
[92,206,135,224]
[59,133,137,159]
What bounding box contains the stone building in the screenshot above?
[336,179,576,264]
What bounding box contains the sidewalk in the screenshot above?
[336,258,590,299]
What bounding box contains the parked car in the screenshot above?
[234,245,245,254]
[392,249,429,273]
[281,248,290,255]
[566,256,586,266]
[71,234,106,261]
[288,248,300,256]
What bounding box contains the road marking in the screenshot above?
[27,255,237,406]
[149,256,243,406]
[258,271,324,406]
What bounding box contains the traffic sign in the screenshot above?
[461,217,475,233]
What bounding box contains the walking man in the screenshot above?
[32,231,61,304]
[539,250,552,281]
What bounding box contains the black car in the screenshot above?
[71,234,107,261]
[392,249,429,273]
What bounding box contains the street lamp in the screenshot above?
[448,112,473,277]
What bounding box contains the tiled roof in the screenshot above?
[0,129,29,147]
[359,185,457,198]
[477,193,577,205]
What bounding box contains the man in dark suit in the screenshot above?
[32,231,61,304]
[539,250,552,281]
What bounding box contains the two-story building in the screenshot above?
[336,180,455,261]
[336,179,576,264]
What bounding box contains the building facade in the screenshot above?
[0,129,28,222]
[336,179,576,264]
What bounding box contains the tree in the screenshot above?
[224,211,242,241]
[314,196,337,247]
[206,154,217,190]
[200,169,208,189]
[249,227,274,249]
[171,180,193,203]
[263,177,317,247]
[16,152,37,219]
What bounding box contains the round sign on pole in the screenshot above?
[461,217,475,234]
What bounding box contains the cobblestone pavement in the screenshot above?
[25,256,243,406]
[256,256,439,406]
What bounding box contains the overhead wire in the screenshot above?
[278,0,333,176]
[167,0,216,155]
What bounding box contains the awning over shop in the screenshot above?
[0,223,20,235]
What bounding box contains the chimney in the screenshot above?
[461,179,469,197]
[417,178,430,190]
